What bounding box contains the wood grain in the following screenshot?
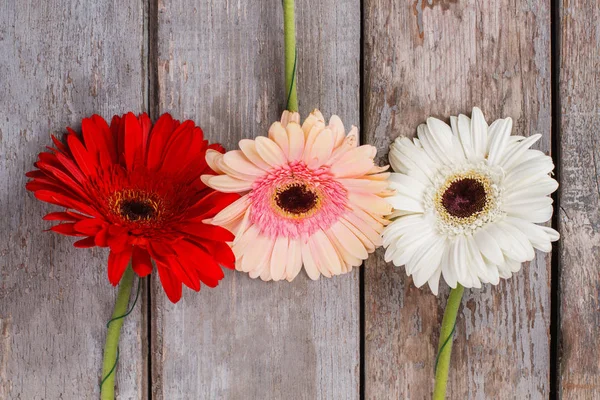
[363,0,552,398]
[0,0,147,398]
[558,0,600,398]
[150,0,360,398]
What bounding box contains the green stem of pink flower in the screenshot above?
[100,267,134,400]
[283,0,298,112]
[433,284,464,400]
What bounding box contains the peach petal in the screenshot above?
[306,129,334,168]
[270,236,288,281]
[301,240,321,280]
[223,150,266,177]
[211,194,251,227]
[205,149,225,174]
[286,122,305,161]
[285,239,303,282]
[239,139,271,170]
[204,175,253,193]
[328,115,346,147]
[255,136,287,167]
[268,122,290,157]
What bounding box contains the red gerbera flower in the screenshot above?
[26,112,239,303]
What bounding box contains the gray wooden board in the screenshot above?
[558,0,600,397]
[150,0,360,399]
[363,0,553,398]
[0,0,147,398]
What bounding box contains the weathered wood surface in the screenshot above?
[150,1,360,399]
[0,1,147,399]
[363,0,553,398]
[558,0,600,398]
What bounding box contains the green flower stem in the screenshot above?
[433,284,465,400]
[101,267,134,400]
[283,0,298,112]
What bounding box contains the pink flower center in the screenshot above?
[249,161,348,238]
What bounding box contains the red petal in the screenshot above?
[174,239,225,281]
[91,114,118,164]
[204,241,235,270]
[168,257,201,291]
[49,223,86,236]
[124,112,142,171]
[35,161,90,201]
[157,121,195,174]
[74,236,97,248]
[139,113,151,161]
[67,134,96,176]
[176,223,235,242]
[147,241,177,265]
[156,261,182,303]
[43,211,86,222]
[73,218,104,236]
[34,190,97,216]
[95,227,109,247]
[132,246,153,277]
[107,248,132,286]
[106,226,130,253]
[147,113,176,170]
[54,151,88,184]
[82,116,114,169]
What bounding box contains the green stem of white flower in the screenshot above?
[283,0,298,112]
[433,284,464,400]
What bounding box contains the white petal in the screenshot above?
[470,107,488,158]
[498,134,542,171]
[441,243,458,289]
[474,226,504,265]
[487,118,513,165]
[418,121,452,165]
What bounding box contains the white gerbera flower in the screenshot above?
[383,107,559,295]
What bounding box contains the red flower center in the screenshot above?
[108,189,164,223]
[119,199,156,221]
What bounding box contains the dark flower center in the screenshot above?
[119,199,157,221]
[275,183,318,215]
[441,178,487,218]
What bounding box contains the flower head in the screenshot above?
[383,107,559,295]
[202,110,392,281]
[27,112,239,302]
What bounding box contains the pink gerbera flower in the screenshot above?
[201,110,393,281]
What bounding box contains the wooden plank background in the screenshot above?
[363,0,553,398]
[150,1,360,399]
[0,0,597,399]
[0,0,147,399]
[558,0,600,398]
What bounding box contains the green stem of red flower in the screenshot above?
[100,267,134,400]
[283,0,298,112]
[433,284,464,400]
